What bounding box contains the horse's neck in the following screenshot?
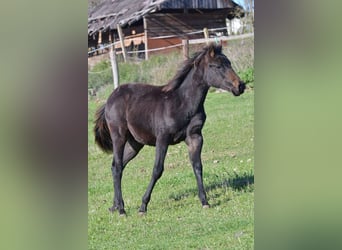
[176,68,209,112]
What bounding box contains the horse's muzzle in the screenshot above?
[232,81,246,96]
[239,81,246,94]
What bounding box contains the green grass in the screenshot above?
[88,86,254,249]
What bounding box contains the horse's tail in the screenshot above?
[94,104,113,153]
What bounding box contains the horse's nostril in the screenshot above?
[239,82,246,93]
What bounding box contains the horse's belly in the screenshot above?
[128,124,156,146]
[171,129,186,145]
[128,122,187,146]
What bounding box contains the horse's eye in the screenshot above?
[210,64,221,69]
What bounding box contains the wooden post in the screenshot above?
[203,27,209,44]
[97,31,102,54]
[117,24,127,62]
[227,19,232,35]
[98,31,102,44]
[182,39,189,60]
[109,32,119,89]
[143,17,149,60]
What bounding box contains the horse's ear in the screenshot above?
[208,43,221,58]
[209,46,215,58]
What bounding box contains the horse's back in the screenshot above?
[108,83,163,102]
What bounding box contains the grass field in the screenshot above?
[88,85,254,249]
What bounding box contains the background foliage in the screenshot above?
[88,37,254,91]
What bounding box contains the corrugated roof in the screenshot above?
[88,0,243,36]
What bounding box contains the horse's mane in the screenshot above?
[162,43,222,92]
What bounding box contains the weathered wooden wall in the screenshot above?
[159,0,236,9]
[147,37,181,54]
[89,9,234,58]
[144,12,228,38]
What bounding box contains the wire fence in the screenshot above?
[88,32,254,75]
[88,36,254,97]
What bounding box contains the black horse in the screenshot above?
[94,43,245,215]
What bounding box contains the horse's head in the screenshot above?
[201,44,245,96]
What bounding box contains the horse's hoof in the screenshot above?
[118,208,127,216]
[108,206,116,213]
[119,212,127,217]
[202,204,210,209]
[138,211,146,216]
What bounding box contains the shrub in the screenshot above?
[239,67,254,88]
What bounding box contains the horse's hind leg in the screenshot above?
[109,135,126,215]
[109,137,143,215]
[123,137,143,167]
[139,137,169,214]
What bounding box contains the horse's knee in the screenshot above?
[186,135,203,158]
[152,166,164,179]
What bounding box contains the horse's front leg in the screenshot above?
[185,133,209,208]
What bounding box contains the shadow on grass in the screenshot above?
[207,172,254,192]
[169,172,254,203]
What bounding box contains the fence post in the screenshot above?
[97,31,102,54]
[117,24,127,62]
[143,17,149,60]
[109,31,119,89]
[182,39,189,60]
[203,27,209,44]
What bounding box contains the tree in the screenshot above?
[243,0,254,33]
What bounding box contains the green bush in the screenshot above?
[239,67,254,88]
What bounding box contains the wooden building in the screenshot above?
[88,0,244,58]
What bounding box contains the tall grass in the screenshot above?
[88,52,180,91]
[225,38,254,73]
[120,52,180,85]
